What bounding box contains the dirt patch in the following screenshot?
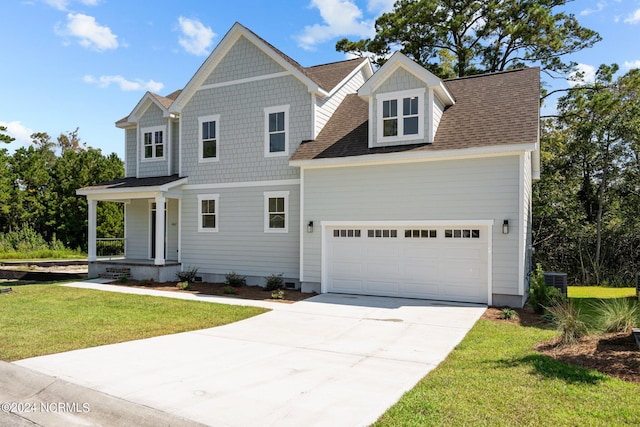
[110,279,316,304]
[483,306,640,384]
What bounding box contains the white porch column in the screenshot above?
[87,198,97,262]
[154,194,166,266]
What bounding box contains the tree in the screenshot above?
[0,125,14,144]
[534,66,640,286]
[336,0,600,78]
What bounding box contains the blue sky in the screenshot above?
[2,0,640,159]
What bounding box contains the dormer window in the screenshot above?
[376,88,425,144]
[141,125,166,161]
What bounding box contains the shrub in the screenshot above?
[264,273,284,291]
[118,275,129,283]
[546,301,588,346]
[271,289,285,300]
[593,298,639,333]
[176,281,190,290]
[527,264,566,314]
[225,272,246,287]
[223,286,239,295]
[176,266,199,282]
[138,278,154,287]
[500,307,518,320]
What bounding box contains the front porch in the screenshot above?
[90,258,182,283]
[77,175,188,284]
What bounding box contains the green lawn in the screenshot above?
[568,286,637,299]
[0,284,267,361]
[375,319,640,426]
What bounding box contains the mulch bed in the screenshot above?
[483,306,640,384]
[111,279,316,304]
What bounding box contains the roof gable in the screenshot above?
[358,52,454,106]
[116,91,178,128]
[171,22,330,113]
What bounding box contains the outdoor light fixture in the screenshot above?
[307,221,314,233]
[502,219,509,234]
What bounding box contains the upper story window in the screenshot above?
[199,115,220,163]
[376,89,424,143]
[264,105,289,157]
[264,191,289,233]
[141,126,165,161]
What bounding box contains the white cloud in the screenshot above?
[0,120,35,151]
[55,13,118,51]
[44,0,100,11]
[624,8,640,24]
[580,1,606,16]
[623,60,640,70]
[568,63,597,87]
[297,0,375,50]
[366,0,395,14]
[177,17,216,56]
[83,75,164,92]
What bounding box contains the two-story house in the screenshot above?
[78,22,540,307]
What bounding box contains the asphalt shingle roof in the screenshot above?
[290,67,540,161]
[78,175,184,192]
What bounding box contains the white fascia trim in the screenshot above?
[518,153,526,296]
[77,178,188,198]
[198,72,290,92]
[299,169,305,282]
[325,58,371,97]
[184,178,300,190]
[290,143,538,169]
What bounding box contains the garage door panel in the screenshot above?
[404,282,439,297]
[365,245,401,258]
[331,278,364,293]
[326,226,489,304]
[366,280,400,294]
[332,261,363,275]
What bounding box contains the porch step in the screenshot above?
[99,267,131,280]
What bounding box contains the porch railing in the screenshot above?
[96,238,125,259]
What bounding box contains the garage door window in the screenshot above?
[333,229,361,237]
[368,229,398,238]
[404,229,437,238]
[445,229,480,238]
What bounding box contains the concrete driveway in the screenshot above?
[15,289,485,427]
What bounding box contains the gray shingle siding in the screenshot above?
[125,128,137,178]
[181,74,310,184]
[203,36,286,86]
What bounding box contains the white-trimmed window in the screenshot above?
[197,194,219,232]
[264,191,289,233]
[198,115,219,162]
[376,89,424,143]
[264,105,289,157]
[141,126,165,160]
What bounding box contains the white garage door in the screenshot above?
[326,225,489,304]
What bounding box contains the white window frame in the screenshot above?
[198,115,220,163]
[141,125,166,162]
[264,191,289,233]
[264,105,290,157]
[376,88,425,144]
[197,194,219,233]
